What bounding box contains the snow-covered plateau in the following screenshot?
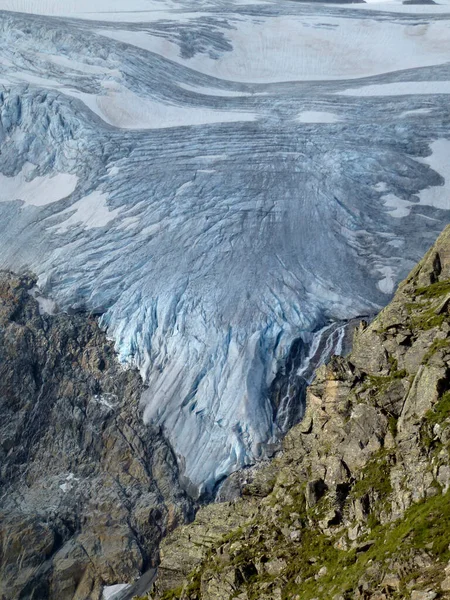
[1,0,450,494]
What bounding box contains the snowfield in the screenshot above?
[97,16,450,83]
[1,0,450,493]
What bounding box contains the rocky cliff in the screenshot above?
[0,273,195,600]
[147,224,450,600]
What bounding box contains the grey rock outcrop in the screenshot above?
[0,272,195,600]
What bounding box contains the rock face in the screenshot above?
[149,224,450,600]
[0,272,195,600]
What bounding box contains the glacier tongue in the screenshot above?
[1,1,450,493]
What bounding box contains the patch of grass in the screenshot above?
[411,309,446,332]
[419,426,435,451]
[420,390,450,452]
[160,569,202,600]
[387,354,400,371]
[366,370,407,389]
[423,390,450,429]
[367,511,380,529]
[388,415,398,438]
[242,476,276,498]
[360,370,408,405]
[404,280,450,330]
[220,526,246,544]
[281,526,359,599]
[160,588,184,600]
[383,488,450,560]
[351,450,393,501]
[422,338,449,365]
[267,484,307,525]
[416,280,450,299]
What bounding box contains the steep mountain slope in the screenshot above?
[148,224,450,600]
[0,272,194,600]
[1,0,450,493]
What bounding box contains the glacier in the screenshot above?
[1,0,450,495]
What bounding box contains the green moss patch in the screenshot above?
[422,338,449,365]
[423,390,450,429]
[416,280,450,299]
[351,450,393,501]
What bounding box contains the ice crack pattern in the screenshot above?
[0,0,450,494]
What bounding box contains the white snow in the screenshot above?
[51,191,122,233]
[63,82,256,129]
[349,1,450,14]
[0,165,78,206]
[36,297,57,314]
[178,82,250,97]
[399,108,432,118]
[115,216,140,231]
[59,473,79,493]
[8,0,449,21]
[381,193,413,218]
[1,0,179,19]
[0,70,65,89]
[387,239,404,248]
[362,0,399,4]
[417,140,450,210]
[0,72,256,129]
[103,584,131,600]
[296,111,341,123]
[93,394,116,410]
[98,16,450,83]
[1,0,269,21]
[28,287,58,315]
[376,265,396,294]
[38,53,113,75]
[338,81,450,97]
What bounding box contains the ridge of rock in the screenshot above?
[0,272,195,600]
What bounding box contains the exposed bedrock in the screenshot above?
[0,272,195,600]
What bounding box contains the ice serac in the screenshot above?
[1,0,450,494]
